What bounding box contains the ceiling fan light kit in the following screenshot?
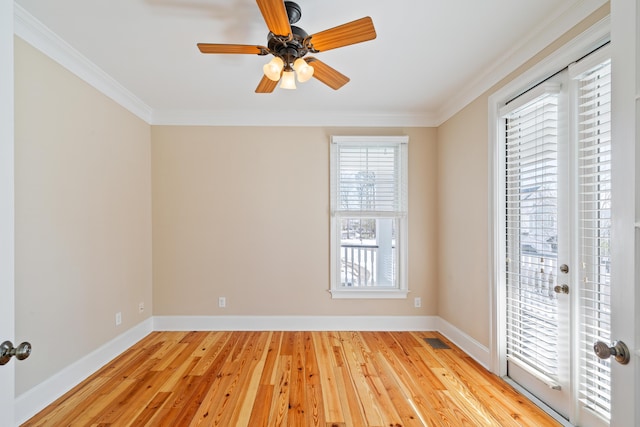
[293,57,313,82]
[263,56,284,81]
[280,70,297,89]
[197,0,376,93]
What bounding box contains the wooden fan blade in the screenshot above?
[197,43,263,54]
[305,57,350,90]
[309,17,376,52]
[256,74,278,93]
[256,0,291,36]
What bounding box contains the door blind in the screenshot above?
[503,86,561,384]
[575,58,612,421]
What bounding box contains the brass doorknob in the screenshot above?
[0,340,32,365]
[554,284,569,294]
[593,340,630,365]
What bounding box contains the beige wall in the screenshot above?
[14,38,153,394]
[152,126,438,316]
[436,96,490,346]
[436,3,610,347]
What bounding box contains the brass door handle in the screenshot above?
[593,340,630,365]
[554,284,569,294]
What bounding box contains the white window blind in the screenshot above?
[330,136,408,297]
[332,141,407,217]
[502,85,561,384]
[573,57,612,422]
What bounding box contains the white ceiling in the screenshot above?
[14,0,606,126]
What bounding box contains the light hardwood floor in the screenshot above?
[22,331,561,426]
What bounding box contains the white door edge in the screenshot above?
[0,0,16,424]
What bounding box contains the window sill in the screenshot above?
[329,289,409,299]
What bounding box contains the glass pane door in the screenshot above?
[502,82,572,418]
[574,56,612,427]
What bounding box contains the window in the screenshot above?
[329,136,408,299]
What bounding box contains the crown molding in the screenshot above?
[13,0,608,129]
[151,108,438,127]
[435,0,609,126]
[13,4,434,129]
[13,3,153,123]
[13,4,435,128]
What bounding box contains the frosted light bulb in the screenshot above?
[280,70,297,89]
[293,58,314,83]
[263,57,284,81]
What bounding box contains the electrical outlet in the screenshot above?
[218,297,226,308]
[414,297,422,308]
[115,312,122,326]
[138,302,144,314]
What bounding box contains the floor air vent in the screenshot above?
[424,337,451,349]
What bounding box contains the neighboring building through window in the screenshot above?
[329,136,408,299]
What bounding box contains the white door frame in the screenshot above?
[488,16,614,426]
[0,0,15,424]
[609,0,638,425]
[491,6,639,425]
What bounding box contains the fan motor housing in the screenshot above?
[267,25,309,60]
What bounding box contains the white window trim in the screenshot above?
[329,135,409,299]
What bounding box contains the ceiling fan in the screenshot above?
[197,0,376,93]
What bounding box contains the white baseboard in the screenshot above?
[153,315,439,332]
[437,317,491,369]
[15,315,491,426]
[14,318,153,426]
